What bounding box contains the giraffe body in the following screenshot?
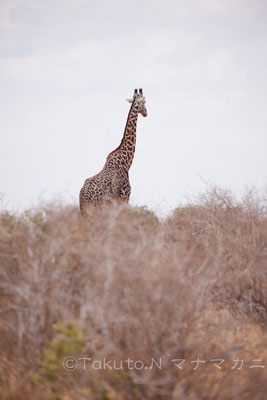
[79,89,147,217]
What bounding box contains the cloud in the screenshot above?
[0,39,110,86]
[0,26,202,89]
[206,48,246,82]
[198,0,264,17]
[0,0,33,29]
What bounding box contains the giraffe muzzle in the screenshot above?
[141,106,147,117]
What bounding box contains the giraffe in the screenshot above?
[79,88,147,217]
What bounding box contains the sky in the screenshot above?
[0,0,267,214]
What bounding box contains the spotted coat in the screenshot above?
[79,89,147,217]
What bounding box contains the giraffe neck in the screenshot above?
[107,100,139,171]
[120,101,138,170]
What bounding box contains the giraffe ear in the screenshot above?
[126,98,133,103]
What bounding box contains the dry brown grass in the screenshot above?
[0,186,266,399]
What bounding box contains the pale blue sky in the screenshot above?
[1,0,267,214]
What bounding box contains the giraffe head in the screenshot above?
[126,88,147,117]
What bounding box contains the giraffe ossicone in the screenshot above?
[79,88,147,217]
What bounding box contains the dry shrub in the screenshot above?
[0,186,266,399]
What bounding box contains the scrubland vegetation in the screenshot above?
[0,186,266,399]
